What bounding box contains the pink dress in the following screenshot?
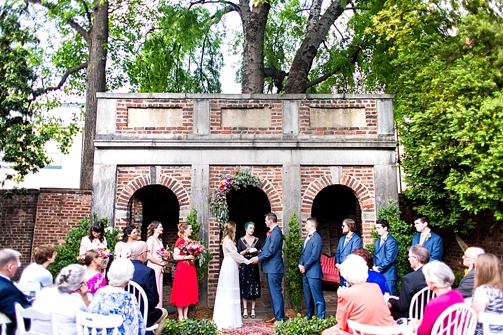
[146,236,164,308]
[86,272,107,294]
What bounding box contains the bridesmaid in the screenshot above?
[82,249,107,295]
[170,222,198,321]
[114,226,138,259]
[146,221,167,308]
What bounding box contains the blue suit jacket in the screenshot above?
[131,260,161,326]
[299,232,323,279]
[412,232,443,261]
[0,276,30,335]
[335,233,363,265]
[258,225,284,274]
[373,234,398,283]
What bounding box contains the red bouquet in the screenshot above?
[180,240,207,266]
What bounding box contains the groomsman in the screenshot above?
[298,217,325,319]
[251,212,284,327]
[411,216,443,261]
[335,218,362,286]
[373,219,398,295]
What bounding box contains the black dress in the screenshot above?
[237,237,262,300]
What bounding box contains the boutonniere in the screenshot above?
[381,237,387,242]
[464,268,470,275]
[308,234,313,238]
[346,235,351,241]
[425,233,431,241]
[267,231,271,236]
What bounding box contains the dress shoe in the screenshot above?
[267,321,278,328]
[265,317,276,324]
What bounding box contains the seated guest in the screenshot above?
[388,245,429,319]
[130,242,168,335]
[414,261,464,335]
[471,253,503,335]
[82,250,107,295]
[32,264,90,335]
[456,246,485,298]
[0,249,30,335]
[321,254,395,335]
[19,244,56,289]
[88,258,146,335]
[352,248,389,295]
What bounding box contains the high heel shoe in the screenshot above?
[243,308,248,319]
[250,308,256,319]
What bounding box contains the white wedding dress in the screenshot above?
[212,237,250,330]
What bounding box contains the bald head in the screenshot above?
[130,241,148,260]
[463,247,485,269]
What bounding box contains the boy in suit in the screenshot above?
[373,219,399,295]
[412,216,443,261]
[298,217,325,319]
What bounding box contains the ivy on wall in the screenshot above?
[210,168,261,229]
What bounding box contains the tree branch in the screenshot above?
[264,65,289,92]
[34,62,88,97]
[305,46,361,89]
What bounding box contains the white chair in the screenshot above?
[409,286,436,320]
[15,302,53,335]
[14,283,40,303]
[126,281,158,332]
[478,312,503,335]
[348,320,410,335]
[76,311,123,335]
[430,303,477,335]
[0,312,11,335]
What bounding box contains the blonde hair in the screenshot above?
[177,222,190,238]
[221,222,236,244]
[475,253,503,291]
[147,221,162,238]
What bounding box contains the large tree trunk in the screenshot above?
[283,0,345,93]
[240,0,270,94]
[80,0,108,190]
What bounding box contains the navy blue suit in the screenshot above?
[373,234,398,295]
[131,260,162,327]
[0,276,30,335]
[411,232,443,261]
[257,225,285,321]
[335,233,362,286]
[299,231,325,319]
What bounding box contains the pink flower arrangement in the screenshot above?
[180,240,207,266]
[156,247,172,261]
[97,247,111,259]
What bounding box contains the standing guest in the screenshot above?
[213,222,251,330]
[170,222,198,321]
[32,264,90,335]
[373,219,399,295]
[145,221,167,308]
[352,248,389,295]
[414,261,464,335]
[19,244,57,289]
[82,249,107,295]
[114,225,139,259]
[0,249,30,335]
[321,254,395,335]
[88,259,146,335]
[79,221,107,261]
[298,217,325,319]
[456,246,485,298]
[130,241,168,335]
[335,219,362,287]
[237,221,262,319]
[471,253,503,335]
[411,216,443,261]
[250,212,285,327]
[388,245,429,319]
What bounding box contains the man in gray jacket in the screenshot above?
[456,246,485,297]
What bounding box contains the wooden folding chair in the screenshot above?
[409,286,436,320]
[76,311,123,335]
[348,320,410,335]
[0,313,11,335]
[478,311,503,335]
[15,302,53,335]
[126,280,158,333]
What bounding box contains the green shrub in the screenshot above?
[47,213,119,278]
[186,207,212,284]
[284,212,303,311]
[161,318,217,335]
[274,314,337,335]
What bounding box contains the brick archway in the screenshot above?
[259,179,283,217]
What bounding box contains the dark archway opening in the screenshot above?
[311,185,361,256]
[227,186,271,245]
[128,184,179,247]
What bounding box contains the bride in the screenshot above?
[213,222,251,330]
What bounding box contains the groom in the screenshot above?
[251,212,285,326]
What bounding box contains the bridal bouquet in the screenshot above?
[180,240,207,266]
